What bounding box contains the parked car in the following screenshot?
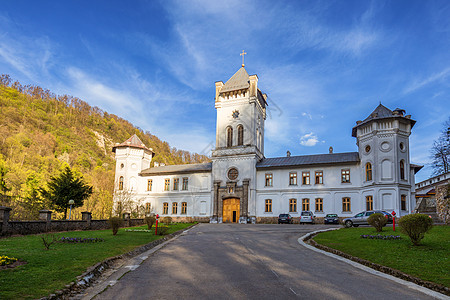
[324,214,339,224]
[278,214,293,224]
[300,211,315,224]
[343,210,393,228]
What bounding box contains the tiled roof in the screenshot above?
[220,67,250,93]
[112,134,154,154]
[352,104,416,137]
[256,152,360,169]
[140,162,212,176]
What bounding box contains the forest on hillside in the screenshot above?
[0,74,209,220]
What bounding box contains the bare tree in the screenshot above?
[431,117,450,175]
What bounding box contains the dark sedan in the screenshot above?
[278,214,293,224]
[324,214,339,224]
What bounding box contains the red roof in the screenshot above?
[112,134,154,155]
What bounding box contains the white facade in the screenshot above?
[113,66,420,222]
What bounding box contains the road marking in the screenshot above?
[298,229,448,300]
[289,288,297,295]
[271,270,279,278]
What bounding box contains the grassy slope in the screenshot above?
[313,226,449,287]
[0,223,193,299]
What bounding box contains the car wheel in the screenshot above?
[345,220,353,228]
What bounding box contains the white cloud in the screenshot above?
[300,132,320,146]
[403,67,450,94]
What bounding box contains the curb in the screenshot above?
[298,228,449,299]
[39,223,198,300]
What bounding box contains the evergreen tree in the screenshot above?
[40,166,93,219]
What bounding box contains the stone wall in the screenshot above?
[0,207,145,237]
[436,184,450,225]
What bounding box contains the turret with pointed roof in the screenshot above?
[112,134,155,156]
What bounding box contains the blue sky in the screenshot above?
[0,0,449,182]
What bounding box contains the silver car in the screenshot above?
[300,211,315,224]
[343,210,393,228]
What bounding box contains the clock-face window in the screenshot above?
[365,145,371,153]
[232,110,240,119]
[227,168,239,180]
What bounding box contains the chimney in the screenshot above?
[286,151,291,157]
[329,146,333,154]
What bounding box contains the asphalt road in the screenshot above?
[95,224,436,300]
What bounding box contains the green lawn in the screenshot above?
[0,223,194,299]
[313,226,450,287]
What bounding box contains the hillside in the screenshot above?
[0,74,209,220]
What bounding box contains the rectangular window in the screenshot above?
[147,179,152,191]
[302,198,310,211]
[164,179,170,191]
[401,195,407,211]
[341,169,350,183]
[289,199,297,212]
[145,203,151,214]
[342,197,351,212]
[302,172,310,185]
[182,177,188,190]
[265,173,273,187]
[265,199,272,212]
[172,202,178,214]
[315,198,323,212]
[289,172,297,185]
[315,171,323,184]
[366,195,373,211]
[173,178,179,190]
[181,202,187,214]
[163,202,168,214]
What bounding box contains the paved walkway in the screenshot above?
[91,224,439,299]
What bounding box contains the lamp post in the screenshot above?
[68,199,75,220]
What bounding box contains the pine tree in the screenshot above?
[40,166,93,219]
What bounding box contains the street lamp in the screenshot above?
[68,199,75,220]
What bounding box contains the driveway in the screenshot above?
[95,224,436,299]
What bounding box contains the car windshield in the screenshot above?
[301,212,311,216]
[279,214,289,217]
[326,214,337,217]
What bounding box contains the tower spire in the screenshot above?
[240,50,247,67]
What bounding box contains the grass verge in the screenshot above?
[313,226,449,287]
[0,223,194,299]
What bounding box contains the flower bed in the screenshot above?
[0,255,18,266]
[59,237,105,243]
[125,229,152,233]
[360,234,402,240]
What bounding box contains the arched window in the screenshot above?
[237,125,244,146]
[119,176,124,190]
[400,160,405,180]
[365,163,372,181]
[226,127,233,147]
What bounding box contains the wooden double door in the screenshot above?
[223,198,240,223]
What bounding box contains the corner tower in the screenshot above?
[112,134,154,193]
[352,104,416,215]
[211,66,268,223]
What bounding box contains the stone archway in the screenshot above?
[223,198,240,223]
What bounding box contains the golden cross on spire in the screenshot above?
[240,50,247,67]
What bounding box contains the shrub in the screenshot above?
[160,216,172,225]
[0,255,18,266]
[156,226,169,235]
[41,234,57,250]
[108,217,124,235]
[367,213,388,232]
[398,214,433,246]
[145,216,156,230]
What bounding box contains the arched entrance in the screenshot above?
[223,198,240,223]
